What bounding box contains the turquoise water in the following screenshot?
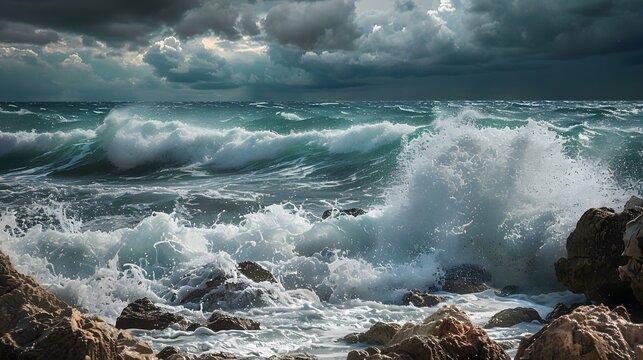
[0,101,640,357]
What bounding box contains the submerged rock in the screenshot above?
[347,305,509,360]
[555,203,643,307]
[441,264,491,294]
[206,311,260,332]
[485,307,543,328]
[237,261,277,283]
[402,289,445,307]
[515,304,643,360]
[321,208,366,220]
[0,250,154,360]
[116,297,189,330]
[619,213,643,307]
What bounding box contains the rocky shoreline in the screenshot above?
[2,198,643,359]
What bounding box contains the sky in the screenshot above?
[0,0,642,101]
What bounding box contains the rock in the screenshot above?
[116,297,189,330]
[343,322,402,345]
[321,208,366,220]
[206,311,260,332]
[157,346,238,360]
[347,305,509,360]
[495,285,520,297]
[237,261,277,283]
[515,304,643,360]
[625,196,643,211]
[180,273,229,304]
[485,307,543,328]
[544,302,588,322]
[0,250,155,360]
[389,305,472,345]
[619,214,643,306]
[269,353,317,360]
[401,289,445,307]
[555,205,643,307]
[441,264,491,294]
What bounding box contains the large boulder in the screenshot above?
[206,311,260,332]
[515,305,643,360]
[237,262,277,283]
[0,250,154,360]
[619,214,643,306]
[555,201,643,307]
[157,346,238,360]
[441,264,491,294]
[485,307,543,328]
[116,297,190,330]
[347,305,509,360]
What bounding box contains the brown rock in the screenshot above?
[402,289,445,307]
[206,311,260,332]
[544,302,588,322]
[116,297,188,330]
[344,322,402,345]
[485,307,543,328]
[442,264,491,294]
[269,353,317,360]
[180,274,229,304]
[0,250,154,360]
[351,305,510,360]
[619,213,643,306]
[157,346,238,360]
[555,205,643,307]
[515,304,643,360]
[237,261,277,283]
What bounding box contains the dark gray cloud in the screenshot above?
[0,21,59,45]
[264,0,361,50]
[0,0,199,44]
[173,0,240,39]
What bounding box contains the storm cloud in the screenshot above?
[0,0,641,100]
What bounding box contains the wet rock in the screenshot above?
[237,261,277,283]
[180,273,229,305]
[0,250,155,360]
[544,302,586,322]
[157,346,238,360]
[322,208,366,220]
[619,213,643,307]
[515,304,643,360]
[485,307,543,328]
[343,322,402,345]
[116,297,188,330]
[206,311,260,332]
[555,204,643,307]
[441,264,491,294]
[495,285,520,297]
[401,289,445,307]
[348,305,509,360]
[269,353,317,360]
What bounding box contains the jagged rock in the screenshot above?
[343,322,402,345]
[495,285,520,297]
[555,204,643,307]
[485,307,543,328]
[116,297,189,330]
[0,250,154,360]
[441,264,491,294]
[625,196,643,211]
[389,305,472,345]
[515,304,643,360]
[238,261,277,283]
[157,346,238,360]
[206,311,260,332]
[619,214,643,306]
[544,302,588,322]
[321,208,366,220]
[347,305,509,360]
[180,273,229,304]
[402,289,445,307]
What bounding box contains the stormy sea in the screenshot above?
[0,101,641,357]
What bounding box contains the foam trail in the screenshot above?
[0,129,95,156]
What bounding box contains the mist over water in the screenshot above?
[0,101,640,357]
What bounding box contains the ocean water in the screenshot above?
[0,101,641,357]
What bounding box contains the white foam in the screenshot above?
[0,129,95,156]
[277,111,304,121]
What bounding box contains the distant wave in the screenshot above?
[0,107,34,116]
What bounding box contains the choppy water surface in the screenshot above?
[0,101,640,357]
